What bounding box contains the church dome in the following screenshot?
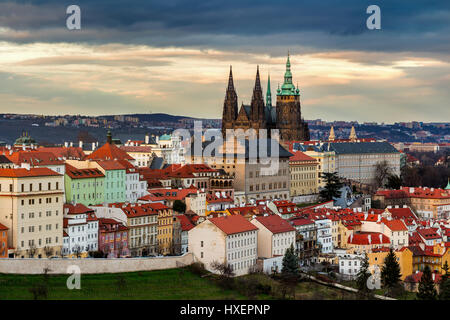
[14,132,36,146]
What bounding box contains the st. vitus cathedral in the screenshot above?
[221,54,310,141]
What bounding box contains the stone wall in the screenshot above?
[0,253,194,274]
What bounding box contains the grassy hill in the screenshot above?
[0,266,367,300]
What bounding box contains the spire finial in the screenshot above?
[227,65,235,91]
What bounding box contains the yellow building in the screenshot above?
[303,149,336,189]
[0,168,64,258]
[152,202,174,255]
[368,247,413,280]
[289,151,319,196]
[410,243,450,274]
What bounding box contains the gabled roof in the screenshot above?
[0,223,8,231]
[87,142,134,161]
[289,151,317,163]
[254,215,295,234]
[0,167,61,178]
[208,214,258,235]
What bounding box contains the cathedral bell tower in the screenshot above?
[275,53,309,141]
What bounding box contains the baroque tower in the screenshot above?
[275,53,310,141]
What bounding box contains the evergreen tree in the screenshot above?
[439,261,450,300]
[281,244,299,276]
[381,248,402,293]
[356,253,371,293]
[319,172,343,201]
[173,200,186,213]
[417,265,437,300]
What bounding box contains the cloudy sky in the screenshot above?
[0,0,449,123]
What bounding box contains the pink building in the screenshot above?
[98,218,129,258]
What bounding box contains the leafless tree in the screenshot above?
[373,160,391,191]
[210,261,235,277]
[44,246,53,258]
[27,244,37,258]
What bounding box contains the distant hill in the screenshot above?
[100,113,199,122]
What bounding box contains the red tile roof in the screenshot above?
[289,151,317,163]
[383,219,408,232]
[254,215,295,234]
[64,203,94,215]
[0,167,61,178]
[7,151,65,166]
[95,160,126,171]
[386,207,418,221]
[417,228,441,240]
[208,214,258,235]
[87,142,134,161]
[65,163,104,179]
[176,214,195,231]
[0,223,8,231]
[38,147,85,160]
[115,203,158,218]
[348,232,390,245]
[120,146,152,153]
[400,186,450,200]
[290,218,315,226]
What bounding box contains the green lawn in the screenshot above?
[0,268,246,300]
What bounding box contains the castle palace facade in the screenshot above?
[221,54,310,142]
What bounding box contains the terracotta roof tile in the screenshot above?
[208,215,258,235]
[254,215,295,234]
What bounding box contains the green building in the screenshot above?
[65,164,105,205]
[95,160,127,203]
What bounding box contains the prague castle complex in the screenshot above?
[221,54,310,141]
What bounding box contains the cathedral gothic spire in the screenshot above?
[251,65,265,123]
[221,65,238,136]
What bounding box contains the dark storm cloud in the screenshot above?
[1,0,449,54]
